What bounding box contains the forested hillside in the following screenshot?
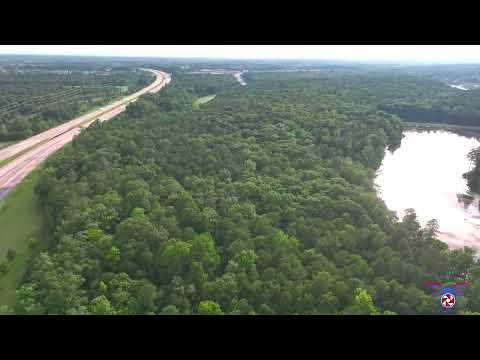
[7,71,480,315]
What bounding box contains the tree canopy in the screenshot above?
[12,69,479,315]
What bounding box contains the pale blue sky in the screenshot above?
[1,45,480,63]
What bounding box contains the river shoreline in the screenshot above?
[405,122,480,139]
[375,129,480,252]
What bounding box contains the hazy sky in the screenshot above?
[1,45,480,63]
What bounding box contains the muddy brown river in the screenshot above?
[375,130,480,252]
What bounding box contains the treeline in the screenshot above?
[463,148,480,194]
[6,70,480,315]
[245,70,480,127]
[378,88,480,127]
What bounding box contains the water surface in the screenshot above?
[375,130,480,251]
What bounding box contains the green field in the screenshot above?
[193,95,216,109]
[0,168,47,306]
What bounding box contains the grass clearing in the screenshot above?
[193,95,216,109]
[0,168,48,306]
[0,142,15,150]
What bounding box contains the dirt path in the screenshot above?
[0,69,171,199]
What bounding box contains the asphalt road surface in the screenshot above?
[0,69,171,199]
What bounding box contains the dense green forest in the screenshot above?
[3,70,479,315]
[242,70,480,127]
[0,64,153,141]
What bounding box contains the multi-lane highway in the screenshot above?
[0,69,171,199]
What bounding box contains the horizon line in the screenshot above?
[1,53,480,65]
